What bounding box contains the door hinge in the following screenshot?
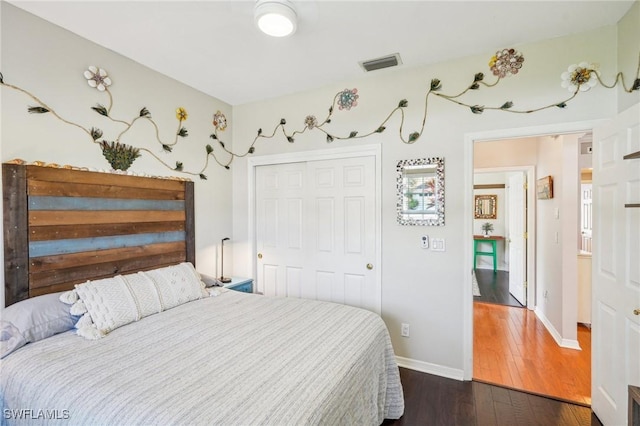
[524,182,528,190]
[523,232,528,239]
[524,281,528,290]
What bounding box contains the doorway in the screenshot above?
[464,126,595,405]
[472,167,532,308]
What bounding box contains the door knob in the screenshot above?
[366,263,373,270]
[257,253,263,259]
[634,308,640,316]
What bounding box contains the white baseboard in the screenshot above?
[534,307,581,350]
[395,356,465,381]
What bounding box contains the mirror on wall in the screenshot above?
[474,194,497,219]
[397,157,445,226]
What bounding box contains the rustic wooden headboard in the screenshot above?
[3,163,195,306]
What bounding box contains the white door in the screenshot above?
[592,103,640,426]
[255,161,306,298]
[507,172,527,306]
[255,156,379,312]
[581,184,593,253]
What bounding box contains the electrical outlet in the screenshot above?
[421,235,429,249]
[401,323,410,337]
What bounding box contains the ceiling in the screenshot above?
[8,0,635,105]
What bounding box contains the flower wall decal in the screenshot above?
[1,66,213,177]
[304,115,318,129]
[212,111,227,131]
[176,107,188,121]
[1,51,639,175]
[337,88,359,110]
[561,62,599,92]
[84,66,112,92]
[489,48,524,78]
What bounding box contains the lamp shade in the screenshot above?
[254,0,297,37]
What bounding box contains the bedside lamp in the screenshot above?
[219,238,232,283]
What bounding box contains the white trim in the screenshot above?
[462,120,604,380]
[535,307,582,350]
[395,356,464,381]
[463,136,475,381]
[247,144,383,314]
[248,145,381,167]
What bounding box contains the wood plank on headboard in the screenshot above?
[3,163,195,306]
[3,164,29,304]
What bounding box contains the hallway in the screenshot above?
[473,269,523,307]
[473,302,591,406]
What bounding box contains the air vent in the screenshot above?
[360,53,402,72]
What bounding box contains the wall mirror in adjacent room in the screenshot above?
[397,157,445,226]
[474,194,497,219]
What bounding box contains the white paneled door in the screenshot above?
[255,156,379,313]
[592,103,640,426]
[507,172,527,306]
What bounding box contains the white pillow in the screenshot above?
[60,262,207,339]
[144,262,208,310]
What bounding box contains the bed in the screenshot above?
[1,163,404,425]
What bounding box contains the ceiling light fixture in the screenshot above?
[254,0,297,37]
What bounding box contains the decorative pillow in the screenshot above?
[60,262,207,339]
[1,292,78,358]
[144,262,209,310]
[72,274,158,338]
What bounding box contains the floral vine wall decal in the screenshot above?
[209,49,638,160]
[1,50,639,176]
[1,65,220,179]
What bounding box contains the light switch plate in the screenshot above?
[431,238,445,251]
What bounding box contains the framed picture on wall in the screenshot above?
[536,176,553,199]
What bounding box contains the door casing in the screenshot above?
[463,120,606,380]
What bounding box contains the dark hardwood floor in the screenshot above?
[384,368,602,426]
[473,269,523,307]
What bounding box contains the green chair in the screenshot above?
[474,239,497,272]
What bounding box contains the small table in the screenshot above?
[200,274,254,293]
[223,277,254,293]
[473,235,504,272]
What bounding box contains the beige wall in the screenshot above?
[232,24,628,372]
[1,1,637,376]
[0,4,235,309]
[617,0,640,112]
[474,137,539,169]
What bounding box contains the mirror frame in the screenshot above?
[396,157,445,226]
[474,194,497,219]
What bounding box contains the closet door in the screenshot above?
[255,161,306,299]
[255,156,378,312]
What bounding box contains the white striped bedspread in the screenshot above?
[1,289,404,425]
